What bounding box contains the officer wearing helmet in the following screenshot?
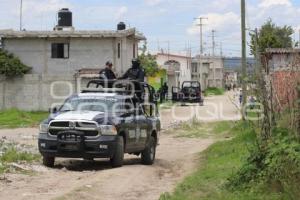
[99,61,116,80]
[121,58,145,82]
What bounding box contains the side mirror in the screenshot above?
[49,106,58,114]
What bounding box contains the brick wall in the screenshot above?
[271,71,300,110]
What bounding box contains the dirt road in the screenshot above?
[0,93,239,200]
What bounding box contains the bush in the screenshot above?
[227,127,300,198]
[204,87,225,96]
[0,49,31,77]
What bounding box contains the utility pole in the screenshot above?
[241,0,247,120]
[212,30,216,56]
[298,29,300,47]
[20,0,23,31]
[194,17,208,90]
[195,17,208,55]
[254,28,260,77]
[220,42,223,57]
[212,30,216,87]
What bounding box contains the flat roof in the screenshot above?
[157,53,190,59]
[0,28,146,40]
[265,48,300,54]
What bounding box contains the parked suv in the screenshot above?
[38,80,160,168]
[172,81,204,105]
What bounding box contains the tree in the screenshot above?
[250,19,293,55]
[0,49,31,77]
[138,41,159,76]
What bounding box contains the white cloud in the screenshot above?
[22,0,71,16]
[259,0,291,8]
[144,0,164,6]
[115,6,128,20]
[211,0,239,10]
[187,12,240,35]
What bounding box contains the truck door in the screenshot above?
[135,105,148,148]
[123,98,137,150]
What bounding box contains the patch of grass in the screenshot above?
[204,87,225,96]
[1,147,40,163]
[0,146,40,174]
[0,108,48,128]
[160,121,284,200]
[168,119,234,139]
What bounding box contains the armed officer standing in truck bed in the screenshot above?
[121,58,145,82]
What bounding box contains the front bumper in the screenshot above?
[38,132,118,159]
[181,96,203,103]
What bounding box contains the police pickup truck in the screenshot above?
[172,81,204,106]
[38,80,160,168]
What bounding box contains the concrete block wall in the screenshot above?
[0,74,76,111]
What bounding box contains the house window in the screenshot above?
[118,43,121,58]
[133,43,136,58]
[51,43,69,59]
[192,63,198,73]
[203,62,210,69]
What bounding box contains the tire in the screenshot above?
[110,136,124,168]
[42,156,55,168]
[141,136,156,165]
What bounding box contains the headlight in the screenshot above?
[39,124,49,134]
[100,125,117,135]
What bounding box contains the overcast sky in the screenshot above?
[1,0,300,57]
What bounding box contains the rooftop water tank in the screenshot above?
[58,8,72,27]
[117,22,126,30]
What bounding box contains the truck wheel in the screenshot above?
[43,156,55,168]
[141,136,156,165]
[110,136,124,168]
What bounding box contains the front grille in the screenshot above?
[48,120,99,137]
[50,121,69,127]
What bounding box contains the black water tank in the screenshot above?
[117,22,126,30]
[58,8,72,27]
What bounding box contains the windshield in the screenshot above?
[60,96,119,112]
[182,82,200,88]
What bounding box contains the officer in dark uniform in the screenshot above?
[99,61,116,88]
[99,61,116,80]
[121,58,145,82]
[162,82,169,101]
[120,59,145,104]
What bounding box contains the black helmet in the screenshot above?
[132,58,140,65]
[106,61,113,66]
[132,58,140,69]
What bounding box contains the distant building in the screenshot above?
[0,28,145,77]
[156,53,191,92]
[191,56,224,89]
[224,57,255,71]
[224,70,238,88]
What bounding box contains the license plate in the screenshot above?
[64,144,78,151]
